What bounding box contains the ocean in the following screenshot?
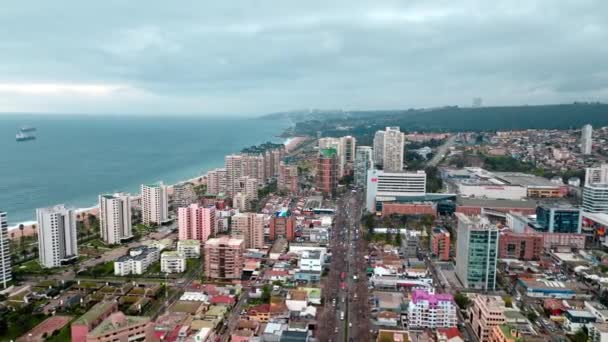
[0,114,290,225]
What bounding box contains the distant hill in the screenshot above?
[277,103,608,143]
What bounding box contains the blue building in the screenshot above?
[535,204,581,233]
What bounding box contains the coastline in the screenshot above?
[7,135,309,235]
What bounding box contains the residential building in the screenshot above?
[373,130,385,167]
[430,227,450,261]
[204,237,245,280]
[141,182,168,226]
[85,311,155,342]
[278,162,299,194]
[177,239,201,258]
[298,250,324,272]
[469,295,506,342]
[437,328,465,342]
[534,204,581,233]
[99,193,132,245]
[498,231,543,260]
[234,176,258,201]
[207,168,227,195]
[37,205,78,268]
[178,204,216,243]
[233,192,249,212]
[114,246,160,276]
[342,135,356,165]
[225,154,244,196]
[383,126,405,172]
[582,124,593,155]
[455,213,499,290]
[71,301,119,342]
[407,289,457,329]
[232,213,264,249]
[161,251,186,273]
[316,148,338,196]
[269,215,296,241]
[172,182,197,208]
[0,212,12,288]
[583,164,608,214]
[318,137,350,177]
[354,146,373,188]
[366,169,427,212]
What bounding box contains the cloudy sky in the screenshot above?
[1,1,607,115]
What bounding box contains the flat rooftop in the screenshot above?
[494,172,560,187]
[457,197,537,208]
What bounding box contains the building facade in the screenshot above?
[207,168,227,195]
[582,124,593,155]
[498,231,543,260]
[99,193,132,244]
[177,239,201,258]
[161,251,186,273]
[231,213,264,249]
[269,215,296,241]
[383,126,405,172]
[37,205,78,268]
[204,237,245,279]
[583,164,608,214]
[278,162,299,194]
[354,146,373,188]
[469,295,506,342]
[366,169,427,212]
[455,213,499,290]
[141,182,168,226]
[316,148,338,196]
[430,227,451,261]
[407,289,457,329]
[0,212,12,288]
[535,204,581,233]
[172,182,197,208]
[178,204,216,243]
[373,130,385,168]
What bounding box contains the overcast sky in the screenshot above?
[1,1,607,115]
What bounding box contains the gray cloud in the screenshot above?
[0,0,607,115]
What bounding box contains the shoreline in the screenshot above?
[7,135,310,234]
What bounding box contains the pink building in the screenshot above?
[85,311,155,342]
[431,227,451,261]
[498,231,543,260]
[178,204,216,244]
[523,226,586,249]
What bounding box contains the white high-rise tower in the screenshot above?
[141,182,168,226]
[99,193,132,244]
[37,205,78,268]
[0,212,12,288]
[581,124,593,155]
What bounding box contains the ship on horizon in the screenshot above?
[16,127,36,142]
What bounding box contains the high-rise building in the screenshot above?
[430,227,450,261]
[0,212,12,288]
[99,193,132,244]
[242,154,265,184]
[342,135,357,170]
[469,295,506,342]
[225,154,244,196]
[581,124,593,155]
[365,169,427,212]
[177,204,216,243]
[207,168,227,195]
[318,137,345,177]
[232,213,264,249]
[204,237,245,279]
[583,164,608,214]
[232,192,249,212]
[373,130,385,167]
[234,176,258,201]
[278,162,299,194]
[141,182,168,226]
[269,215,296,241]
[383,126,405,172]
[407,289,457,329]
[172,182,197,208]
[37,205,78,268]
[455,213,499,291]
[354,146,374,188]
[316,148,339,196]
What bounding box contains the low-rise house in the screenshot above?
[437,327,464,342]
[114,246,160,276]
[563,309,597,332]
[177,239,201,258]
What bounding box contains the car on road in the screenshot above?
[340,311,345,320]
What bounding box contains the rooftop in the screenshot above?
[411,289,454,305]
[178,239,200,246]
[73,301,116,326]
[319,148,337,158]
[205,236,244,247]
[499,325,523,342]
[89,312,149,337]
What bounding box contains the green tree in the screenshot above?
[526,311,538,323]
[454,292,471,309]
[384,230,392,244]
[572,329,587,342]
[503,296,512,308]
[261,285,271,303]
[394,232,402,246]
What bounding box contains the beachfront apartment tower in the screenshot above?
[172,182,197,208]
[373,130,385,168]
[99,193,132,245]
[207,168,227,195]
[583,164,608,214]
[455,213,499,291]
[383,126,405,172]
[581,124,593,155]
[204,237,245,279]
[36,205,78,268]
[141,182,168,226]
[316,148,339,196]
[225,154,244,196]
[354,146,373,188]
[231,212,264,249]
[0,212,12,288]
[178,204,216,244]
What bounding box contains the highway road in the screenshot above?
[428,134,457,167]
